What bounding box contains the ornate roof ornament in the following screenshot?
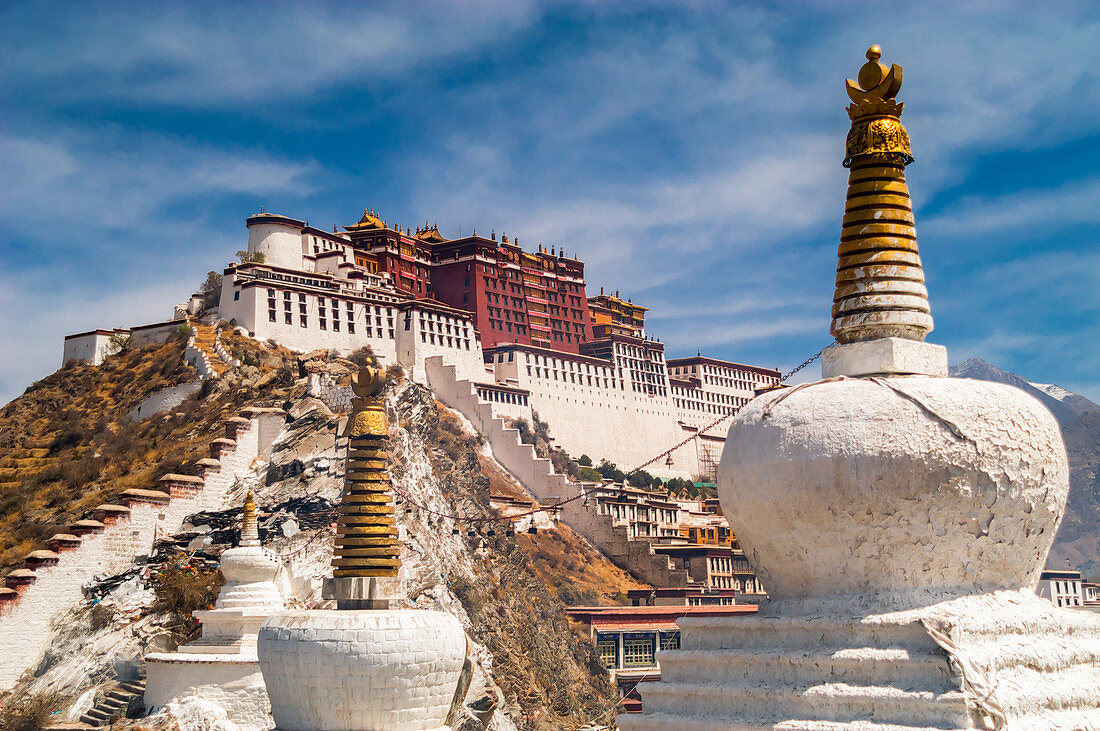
[831,45,931,344]
[330,364,400,580]
[346,207,386,231]
[844,45,912,168]
[240,489,260,547]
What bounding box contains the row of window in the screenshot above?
[476,388,529,407]
[596,631,680,670]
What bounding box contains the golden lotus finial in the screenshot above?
[240,489,260,546]
[351,365,385,398]
[846,44,902,108]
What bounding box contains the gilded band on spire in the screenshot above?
[240,490,260,547]
[330,364,400,578]
[831,45,933,344]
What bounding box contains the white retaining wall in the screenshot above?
[0,411,280,690]
[126,381,203,423]
[425,356,691,586]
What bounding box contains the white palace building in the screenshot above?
[65,209,781,478]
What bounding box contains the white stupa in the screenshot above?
[145,491,285,729]
[257,366,467,731]
[621,46,1100,730]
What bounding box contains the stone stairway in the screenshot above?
[78,669,146,726]
[618,595,1100,730]
[0,407,286,690]
[423,356,693,588]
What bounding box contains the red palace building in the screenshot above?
[344,209,594,353]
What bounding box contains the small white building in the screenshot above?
[1037,568,1086,609]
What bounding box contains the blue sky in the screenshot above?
[2,1,1099,405]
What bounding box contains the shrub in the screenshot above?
[236,249,265,263]
[347,346,376,368]
[577,466,604,483]
[176,323,195,339]
[0,691,64,731]
[201,271,222,293]
[107,332,132,353]
[577,454,593,467]
[152,556,223,615]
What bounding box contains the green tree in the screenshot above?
[577,454,593,467]
[202,271,223,292]
[596,459,625,483]
[236,249,266,264]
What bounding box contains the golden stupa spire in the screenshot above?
[330,365,400,580]
[240,490,260,547]
[832,45,932,344]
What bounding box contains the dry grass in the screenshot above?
[0,690,66,730]
[0,336,299,571]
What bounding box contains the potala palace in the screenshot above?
[64,209,780,479]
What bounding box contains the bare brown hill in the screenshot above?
[0,334,298,570]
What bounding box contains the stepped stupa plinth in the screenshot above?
[144,490,285,727]
[620,46,1100,730]
[257,365,467,731]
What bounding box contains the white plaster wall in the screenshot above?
[0,417,266,689]
[221,287,401,365]
[126,380,203,422]
[396,311,487,384]
[247,222,306,271]
[145,658,271,729]
[63,332,114,366]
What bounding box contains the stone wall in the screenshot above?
[425,356,695,587]
[126,380,204,423]
[0,408,284,690]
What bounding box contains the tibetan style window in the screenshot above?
[596,633,618,669]
[622,633,656,668]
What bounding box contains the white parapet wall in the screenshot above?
[0,409,283,690]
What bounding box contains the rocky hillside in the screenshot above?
[0,334,294,570]
[0,336,637,729]
[949,358,1100,578]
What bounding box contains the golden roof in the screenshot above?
[414,222,448,244]
[346,207,386,231]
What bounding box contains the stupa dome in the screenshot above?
[718,376,1068,612]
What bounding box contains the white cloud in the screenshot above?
[0,272,196,407]
[0,2,540,107]
[924,178,1100,236]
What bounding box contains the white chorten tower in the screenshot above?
[620,46,1100,731]
[257,365,467,731]
[145,491,285,728]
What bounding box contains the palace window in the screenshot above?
[622,633,656,668]
[596,634,619,669]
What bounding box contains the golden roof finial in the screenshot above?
[831,45,931,345]
[241,490,260,547]
[330,364,399,580]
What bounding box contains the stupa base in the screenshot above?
[145,652,271,728]
[257,609,467,731]
[619,591,1100,731]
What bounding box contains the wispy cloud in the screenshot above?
[2,0,1100,407]
[924,178,1100,236]
[0,2,540,108]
